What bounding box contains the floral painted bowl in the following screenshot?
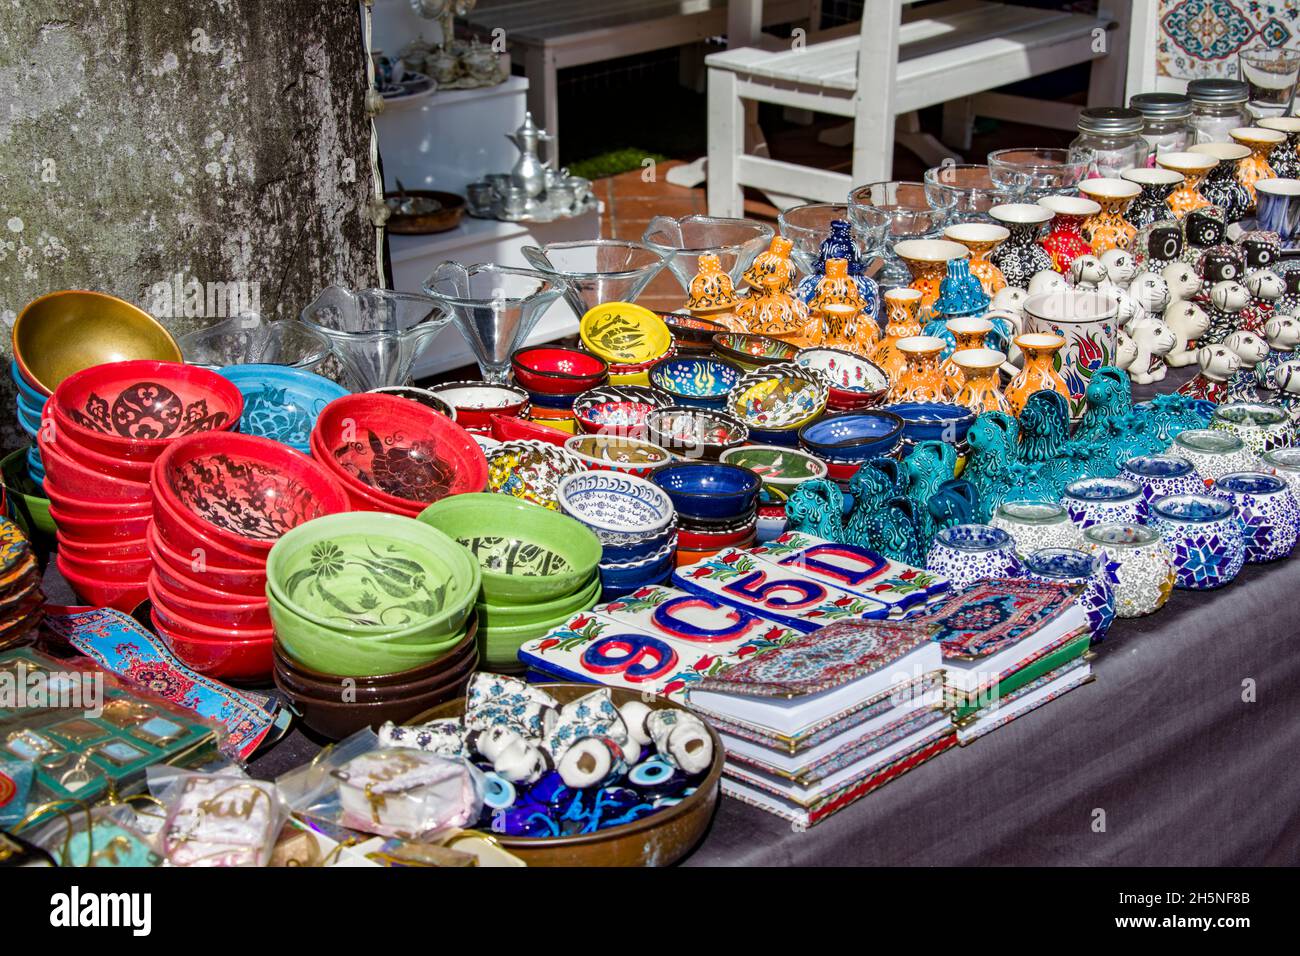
[719,444,828,499]
[218,363,348,453]
[727,362,828,430]
[573,385,666,437]
[795,347,889,407]
[511,346,610,395]
[484,439,587,509]
[645,406,749,460]
[266,511,481,642]
[711,331,800,371]
[579,302,673,365]
[648,355,743,409]
[425,381,529,431]
[153,432,351,557]
[51,360,244,461]
[418,493,602,604]
[311,393,488,510]
[367,386,457,420]
[558,472,677,562]
[799,411,904,462]
[659,312,727,351]
[650,460,761,522]
[562,434,673,478]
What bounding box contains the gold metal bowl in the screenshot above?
[12,290,181,396]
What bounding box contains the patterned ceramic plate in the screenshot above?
[795,347,889,394]
[579,302,673,364]
[727,362,828,429]
[486,440,587,510]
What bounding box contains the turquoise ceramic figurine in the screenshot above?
[963,411,1030,522]
[927,478,980,538]
[1017,390,1071,463]
[923,259,998,357]
[784,468,924,564]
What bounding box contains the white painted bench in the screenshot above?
[462,0,818,152]
[706,0,1121,216]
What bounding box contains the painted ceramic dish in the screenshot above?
[795,347,889,394]
[562,434,672,478]
[219,363,348,453]
[153,432,351,555]
[650,461,761,522]
[311,393,488,508]
[425,381,529,431]
[648,355,742,409]
[645,406,749,460]
[12,290,182,396]
[557,471,675,537]
[367,386,457,420]
[266,511,480,638]
[579,302,673,364]
[573,385,666,437]
[418,493,602,603]
[711,331,800,370]
[719,444,828,497]
[51,360,243,460]
[511,346,610,395]
[484,440,587,510]
[885,401,975,454]
[660,312,727,351]
[490,415,572,447]
[727,361,828,430]
[799,411,904,462]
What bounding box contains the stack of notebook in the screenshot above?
[909,579,1096,746]
[686,617,951,828]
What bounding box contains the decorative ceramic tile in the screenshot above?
[672,548,891,632]
[749,530,949,613]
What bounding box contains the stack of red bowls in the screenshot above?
[511,345,609,433]
[147,431,350,681]
[310,392,488,516]
[40,360,243,611]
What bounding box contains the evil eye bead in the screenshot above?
[628,756,676,788]
[482,772,517,810]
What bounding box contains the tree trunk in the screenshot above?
[0,0,377,446]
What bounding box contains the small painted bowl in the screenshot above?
[368,386,457,420]
[1212,472,1300,563]
[727,362,828,431]
[795,347,889,403]
[562,434,672,478]
[1170,429,1255,485]
[1061,477,1148,528]
[579,302,673,365]
[925,523,1021,589]
[1210,402,1293,455]
[598,539,677,596]
[884,402,975,456]
[484,439,587,510]
[219,363,348,453]
[1150,494,1244,589]
[650,461,761,523]
[660,313,727,351]
[645,406,749,460]
[425,381,529,431]
[719,445,828,500]
[523,388,580,410]
[511,346,610,395]
[1120,454,1203,504]
[711,331,800,371]
[648,355,742,409]
[1021,547,1115,644]
[491,415,572,447]
[557,470,676,540]
[676,514,758,550]
[799,411,904,462]
[990,501,1083,555]
[573,385,666,437]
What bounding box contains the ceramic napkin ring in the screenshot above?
[378,717,466,757]
[544,688,629,759]
[465,673,559,740]
[646,709,714,775]
[556,736,629,789]
[471,726,553,785]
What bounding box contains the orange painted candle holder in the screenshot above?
[1078,178,1141,255]
[950,348,1010,414]
[943,223,1009,296]
[1005,331,1069,416]
[885,334,947,404]
[873,288,924,383]
[1229,126,1286,209]
[1156,151,1218,218]
[941,316,993,395]
[742,235,798,293]
[892,239,968,316]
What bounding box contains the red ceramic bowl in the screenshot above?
[526,403,575,422]
[425,382,529,432]
[827,386,887,411]
[676,517,759,551]
[334,478,423,517]
[151,554,260,605]
[150,491,268,570]
[147,572,270,630]
[56,535,148,562]
[490,414,571,447]
[51,359,243,461]
[511,346,610,395]
[150,590,274,643]
[58,545,151,583]
[153,431,350,558]
[49,504,151,543]
[825,459,864,483]
[44,421,154,482]
[152,613,272,682]
[44,482,152,519]
[311,393,488,510]
[146,521,267,597]
[38,432,152,503]
[56,556,147,612]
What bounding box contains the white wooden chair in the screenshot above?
[705,0,1121,216]
[462,0,818,153]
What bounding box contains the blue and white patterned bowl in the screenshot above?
[1212,472,1300,563]
[1061,477,1148,528]
[1151,494,1244,590]
[925,523,1021,589]
[799,411,903,462]
[218,363,349,453]
[557,471,677,561]
[1120,454,1203,504]
[599,539,677,596]
[1021,547,1116,644]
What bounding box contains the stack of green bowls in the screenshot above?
[418,493,603,670]
[265,512,481,678]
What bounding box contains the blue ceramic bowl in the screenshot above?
[799,411,903,462]
[884,401,974,447]
[650,461,761,522]
[558,471,676,563]
[649,356,742,410]
[599,540,676,594]
[524,389,578,410]
[11,360,47,407]
[16,404,40,438]
[16,392,45,421]
[217,363,349,452]
[747,422,810,448]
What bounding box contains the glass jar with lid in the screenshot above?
[1129,92,1194,163]
[1069,107,1149,178]
[1187,78,1250,144]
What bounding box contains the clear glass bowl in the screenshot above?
[777,203,857,273]
[641,215,773,291]
[847,181,954,288]
[987,148,1088,199]
[923,163,1028,221]
[178,314,333,371]
[520,240,669,318]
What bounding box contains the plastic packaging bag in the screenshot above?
[148,767,287,867]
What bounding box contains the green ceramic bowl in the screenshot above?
[475,573,600,629]
[1,446,55,563]
[269,591,466,678]
[266,512,481,642]
[417,493,602,604]
[480,607,589,670]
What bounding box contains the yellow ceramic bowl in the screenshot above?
[13,291,181,396]
[579,302,672,365]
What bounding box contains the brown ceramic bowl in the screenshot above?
[384,190,466,235]
[274,630,477,701]
[272,613,479,688]
[276,651,477,740]
[409,684,723,867]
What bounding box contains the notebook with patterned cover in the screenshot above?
[917,578,1080,660]
[957,658,1094,746]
